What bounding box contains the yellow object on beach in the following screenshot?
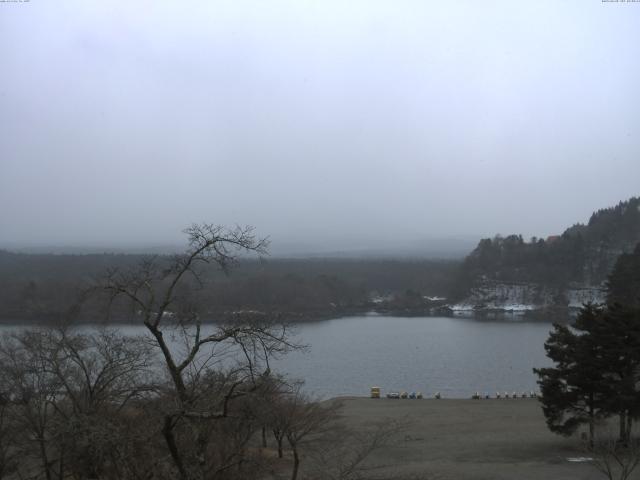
[370,386,381,398]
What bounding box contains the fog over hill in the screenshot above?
[2,235,479,259]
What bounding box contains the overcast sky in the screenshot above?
[1,1,639,254]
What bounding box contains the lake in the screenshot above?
[274,314,554,399]
[2,314,555,399]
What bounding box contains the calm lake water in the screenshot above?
[273,314,554,399]
[3,314,555,399]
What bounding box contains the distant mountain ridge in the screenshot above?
[453,197,640,310]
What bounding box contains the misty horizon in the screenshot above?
[1,1,639,251]
[1,197,636,257]
[0,233,479,259]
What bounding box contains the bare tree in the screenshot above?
[0,327,158,480]
[99,224,299,480]
[0,330,63,480]
[587,436,640,480]
[264,385,342,480]
[248,373,292,456]
[0,393,18,480]
[0,225,302,479]
[43,328,155,414]
[308,419,407,480]
[264,383,407,480]
[46,328,156,479]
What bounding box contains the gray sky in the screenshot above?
[1,1,639,254]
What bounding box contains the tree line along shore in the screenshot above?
[1,197,638,324]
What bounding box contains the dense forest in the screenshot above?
[453,197,640,300]
[0,252,458,323]
[2,197,639,322]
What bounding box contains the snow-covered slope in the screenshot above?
[450,281,605,312]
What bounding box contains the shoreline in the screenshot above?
[0,306,574,325]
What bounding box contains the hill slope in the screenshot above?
[453,197,640,310]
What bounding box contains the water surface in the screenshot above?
[272,314,553,398]
[2,315,554,399]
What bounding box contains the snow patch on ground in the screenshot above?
[450,303,476,312]
[451,281,606,312]
[566,286,606,308]
[495,303,536,311]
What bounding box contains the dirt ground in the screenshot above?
[324,397,609,480]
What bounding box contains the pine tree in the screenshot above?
[536,242,640,443]
[597,303,640,444]
[607,243,640,308]
[534,304,611,444]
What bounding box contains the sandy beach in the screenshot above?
[328,397,605,480]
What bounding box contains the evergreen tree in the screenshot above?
[601,243,640,442]
[535,260,640,444]
[598,303,640,443]
[534,304,611,443]
[607,243,640,308]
